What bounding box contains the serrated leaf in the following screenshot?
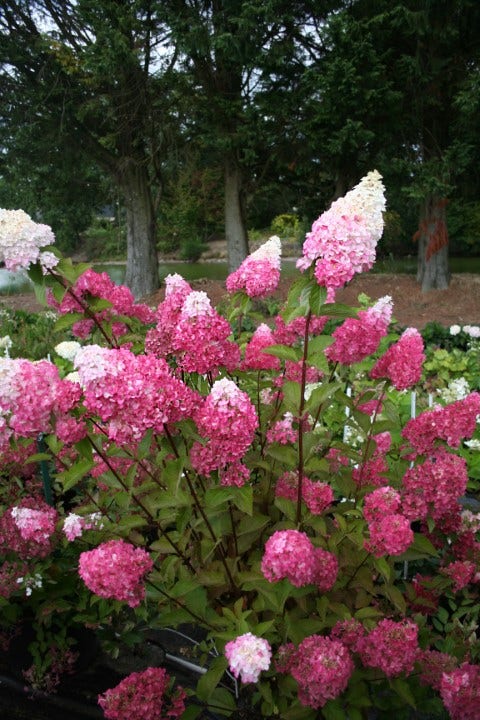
[54,312,84,332]
[308,284,328,315]
[57,457,94,492]
[196,655,228,702]
[263,344,300,362]
[320,303,358,319]
[322,698,348,720]
[33,282,47,306]
[391,678,416,708]
[205,487,234,509]
[230,485,253,515]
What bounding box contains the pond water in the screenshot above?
[1,257,479,296]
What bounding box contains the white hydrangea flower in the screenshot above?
[181,290,212,318]
[449,324,461,336]
[250,235,282,269]
[438,377,470,403]
[0,208,55,271]
[55,340,82,362]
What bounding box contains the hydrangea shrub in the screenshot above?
[0,177,479,719]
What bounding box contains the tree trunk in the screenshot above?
[415,196,450,292]
[224,158,249,272]
[120,161,160,299]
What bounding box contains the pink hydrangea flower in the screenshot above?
[218,461,250,487]
[326,296,393,365]
[0,498,57,559]
[11,505,57,543]
[370,327,425,390]
[0,357,81,447]
[357,619,419,677]
[440,662,480,720]
[242,323,281,371]
[0,208,56,271]
[172,291,240,374]
[226,236,281,298]
[363,486,401,523]
[98,667,186,720]
[401,448,468,527]
[280,635,354,709]
[402,392,480,455]
[224,632,272,684]
[416,649,457,691]
[273,313,329,345]
[364,513,414,557]
[261,529,337,590]
[275,471,334,515]
[52,269,154,337]
[190,378,258,476]
[442,560,477,593]
[75,345,200,444]
[79,539,153,607]
[330,619,366,651]
[297,171,385,292]
[146,274,193,358]
[266,413,296,445]
[63,512,103,542]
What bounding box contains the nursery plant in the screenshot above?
[0,175,478,720]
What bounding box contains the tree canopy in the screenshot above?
[1,0,479,293]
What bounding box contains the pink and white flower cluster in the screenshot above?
[190,378,258,481]
[356,619,419,677]
[363,486,414,556]
[0,498,57,559]
[261,529,337,591]
[98,667,186,720]
[74,345,199,444]
[297,170,385,292]
[226,235,281,298]
[225,632,272,684]
[370,327,425,390]
[401,449,468,530]
[172,291,240,374]
[275,471,334,515]
[0,208,57,271]
[50,268,154,338]
[276,635,354,709]
[0,357,81,448]
[63,512,104,541]
[402,392,480,455]
[78,539,153,608]
[440,662,480,720]
[326,295,393,365]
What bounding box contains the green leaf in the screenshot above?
[205,487,234,509]
[179,706,203,720]
[322,698,348,720]
[391,678,416,708]
[137,428,153,459]
[33,282,47,307]
[196,655,228,702]
[54,312,84,332]
[263,344,300,362]
[57,457,93,492]
[230,485,253,515]
[236,514,270,536]
[308,284,327,315]
[207,686,237,716]
[373,556,391,582]
[282,705,317,720]
[319,303,358,320]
